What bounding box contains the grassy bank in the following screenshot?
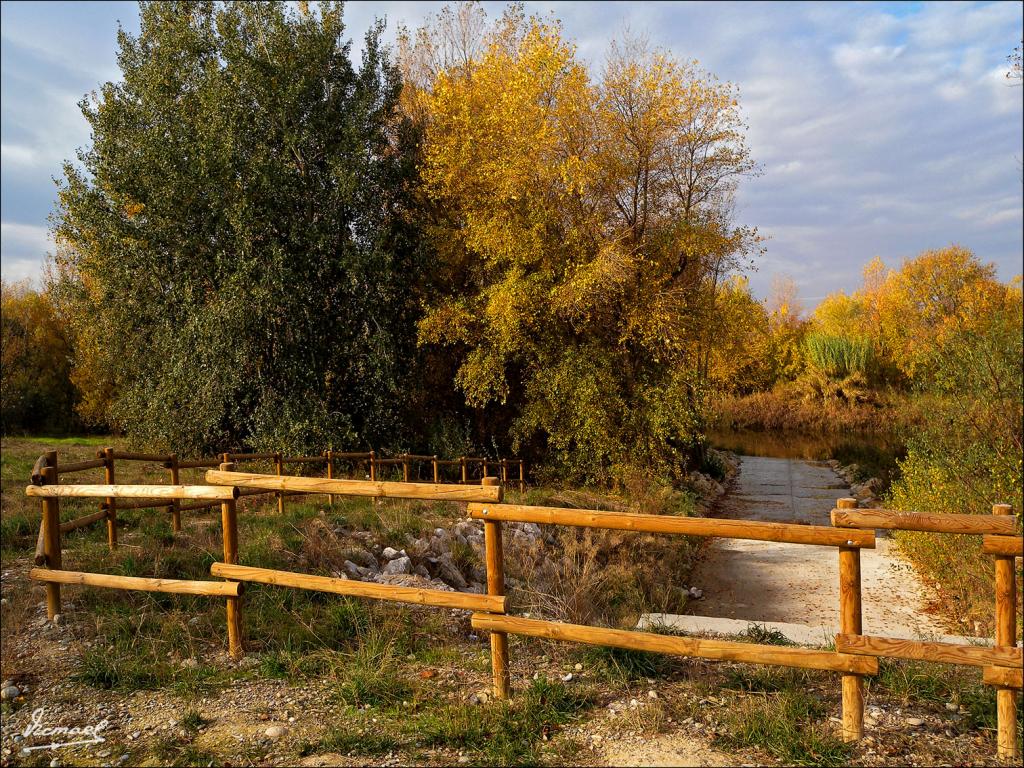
[710,386,916,435]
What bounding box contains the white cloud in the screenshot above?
[0,257,43,286]
[1,222,53,286]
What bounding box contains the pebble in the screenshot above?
[561,673,573,682]
[905,717,925,727]
[945,702,959,712]
[574,663,583,671]
[265,725,288,739]
[52,613,63,626]
[647,690,658,699]
[1,685,20,700]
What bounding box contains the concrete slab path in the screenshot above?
[642,455,976,645]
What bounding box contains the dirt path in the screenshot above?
[646,455,965,644]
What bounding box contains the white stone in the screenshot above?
[382,556,412,575]
[265,725,287,739]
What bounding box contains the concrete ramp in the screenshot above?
[668,455,957,641]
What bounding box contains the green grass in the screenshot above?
[871,658,1005,731]
[335,632,414,707]
[9,434,111,446]
[737,623,796,646]
[724,666,817,693]
[180,708,206,732]
[300,727,401,757]
[414,677,592,765]
[575,644,669,682]
[718,687,851,767]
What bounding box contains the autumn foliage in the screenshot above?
[404,5,759,482]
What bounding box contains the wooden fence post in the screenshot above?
[41,462,62,619]
[220,462,243,659]
[432,455,439,484]
[501,458,508,486]
[402,453,410,483]
[519,460,526,493]
[837,497,864,742]
[169,454,181,532]
[482,458,488,480]
[993,503,1019,760]
[326,450,334,507]
[275,452,284,514]
[481,476,509,699]
[369,450,377,482]
[103,447,117,549]
[460,456,467,484]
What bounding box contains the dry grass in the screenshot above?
[711,386,915,434]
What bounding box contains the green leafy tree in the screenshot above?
[888,280,1023,629]
[1,280,79,434]
[51,1,421,455]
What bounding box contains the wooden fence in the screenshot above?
[22,460,1022,760]
[28,447,526,549]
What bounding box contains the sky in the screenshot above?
[1,1,1021,305]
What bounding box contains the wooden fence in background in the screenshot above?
[29,447,526,550]
[22,457,1022,761]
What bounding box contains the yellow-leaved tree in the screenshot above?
[403,5,760,483]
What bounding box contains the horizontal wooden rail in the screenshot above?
[30,568,243,597]
[831,508,1015,535]
[101,499,174,511]
[471,614,878,674]
[226,452,279,461]
[26,484,238,500]
[330,451,374,459]
[171,458,222,470]
[984,666,1024,689]
[835,634,1022,668]
[210,563,504,612]
[103,451,174,463]
[469,503,874,548]
[402,453,436,461]
[60,509,110,533]
[56,458,108,474]
[983,535,1024,557]
[177,499,219,512]
[206,470,503,503]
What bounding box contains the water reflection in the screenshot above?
[708,428,903,464]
